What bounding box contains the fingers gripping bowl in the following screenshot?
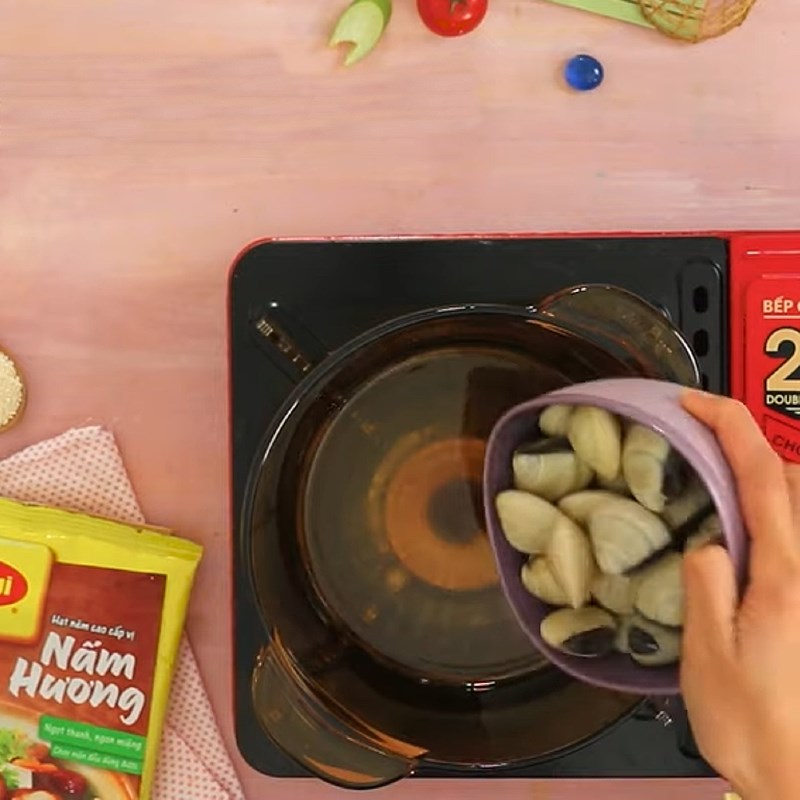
[484,378,748,696]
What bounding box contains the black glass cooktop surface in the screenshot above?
[229,235,728,780]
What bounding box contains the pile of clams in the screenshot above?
[495,403,723,668]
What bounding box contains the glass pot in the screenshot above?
[240,285,699,789]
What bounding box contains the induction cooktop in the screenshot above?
[228,234,729,781]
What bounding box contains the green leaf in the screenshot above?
[0,728,29,764]
[330,0,390,66]
[541,0,652,27]
[1,766,20,790]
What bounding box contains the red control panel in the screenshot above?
[731,233,800,463]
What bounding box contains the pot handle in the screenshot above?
[249,303,330,383]
[252,637,420,789]
[535,285,701,388]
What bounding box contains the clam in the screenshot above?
[627,614,682,667]
[586,496,672,575]
[540,606,617,658]
[495,490,559,554]
[591,572,640,616]
[567,405,623,483]
[661,476,713,532]
[539,404,574,438]
[622,424,687,513]
[521,557,570,606]
[634,552,684,627]
[513,438,594,501]
[685,512,723,552]
[558,490,621,524]
[546,514,596,608]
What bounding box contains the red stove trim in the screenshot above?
[228,229,800,265]
[730,233,800,463]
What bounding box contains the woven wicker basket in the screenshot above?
[637,0,756,41]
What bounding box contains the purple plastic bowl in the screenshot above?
[484,378,748,696]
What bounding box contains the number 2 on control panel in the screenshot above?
[765,327,800,394]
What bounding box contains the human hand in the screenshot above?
[680,390,800,800]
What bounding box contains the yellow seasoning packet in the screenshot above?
[0,496,202,800]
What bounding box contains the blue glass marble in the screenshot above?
[564,54,604,91]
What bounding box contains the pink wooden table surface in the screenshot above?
[1,0,796,795]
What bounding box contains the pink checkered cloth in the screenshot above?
[0,426,245,800]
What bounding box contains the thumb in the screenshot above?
[682,544,737,663]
